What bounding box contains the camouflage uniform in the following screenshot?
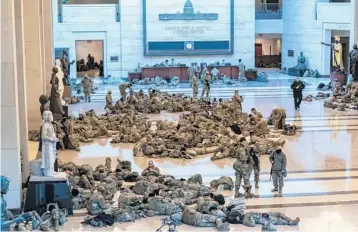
[233,147,253,198]
[201,75,211,99]
[182,207,229,230]
[242,212,300,227]
[232,92,243,121]
[119,82,131,100]
[81,76,93,102]
[87,191,109,215]
[269,150,287,195]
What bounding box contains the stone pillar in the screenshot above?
[352,0,358,45]
[14,0,30,184]
[1,0,23,209]
[23,0,54,130]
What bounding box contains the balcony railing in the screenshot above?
[255,3,282,20]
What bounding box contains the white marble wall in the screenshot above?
[1,0,23,209]
[352,0,358,46]
[256,19,283,34]
[282,0,329,74]
[120,0,255,76]
[317,2,353,23]
[53,0,121,77]
[63,4,117,23]
[53,0,255,78]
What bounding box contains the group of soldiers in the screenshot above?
[60,158,299,231]
[324,80,358,111]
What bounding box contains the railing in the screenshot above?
[255,3,282,20]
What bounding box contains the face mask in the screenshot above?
[276,149,282,153]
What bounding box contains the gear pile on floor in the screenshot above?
[58,158,300,231]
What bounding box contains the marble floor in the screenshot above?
[28,72,358,231]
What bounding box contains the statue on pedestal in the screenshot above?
[41,110,58,177]
[1,176,42,231]
[50,67,64,116]
[288,52,307,76]
[294,52,307,70]
[349,44,358,81]
[61,49,74,85]
[55,59,65,105]
[321,36,344,72]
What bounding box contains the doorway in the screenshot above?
[255,34,282,68]
[75,40,104,77]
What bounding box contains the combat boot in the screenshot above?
[88,96,91,102]
[289,217,300,225]
[255,181,259,188]
[234,192,243,198]
[271,187,278,192]
[278,186,283,197]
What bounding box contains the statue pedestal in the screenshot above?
[24,172,73,216]
[288,68,306,77]
[63,85,72,99]
[330,72,347,86]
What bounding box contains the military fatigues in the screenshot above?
[243,212,300,227]
[232,93,243,121]
[105,93,113,110]
[201,75,211,99]
[233,147,253,198]
[188,66,196,86]
[192,76,199,98]
[119,82,131,100]
[269,150,287,195]
[81,77,93,102]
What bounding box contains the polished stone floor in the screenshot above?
[28,72,358,231]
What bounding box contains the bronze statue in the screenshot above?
[50,67,64,116]
[1,176,42,231]
[349,44,358,81]
[61,49,74,85]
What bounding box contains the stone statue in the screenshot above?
[50,67,64,116]
[1,176,42,231]
[321,36,344,71]
[39,95,50,118]
[349,44,358,81]
[55,59,65,105]
[288,52,307,76]
[293,52,307,70]
[61,49,74,85]
[41,110,58,177]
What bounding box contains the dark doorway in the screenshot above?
[255,44,263,57]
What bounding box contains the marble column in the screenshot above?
[1,0,23,209]
[14,0,30,185]
[353,0,358,45]
[23,0,54,130]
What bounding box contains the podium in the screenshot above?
[23,172,73,216]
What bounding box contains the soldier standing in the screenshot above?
[233,146,253,198]
[104,90,113,110]
[187,63,196,86]
[192,72,199,98]
[249,146,260,188]
[201,72,211,100]
[232,90,243,120]
[81,74,93,102]
[269,147,287,196]
[119,82,132,100]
